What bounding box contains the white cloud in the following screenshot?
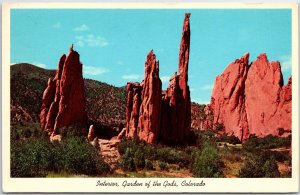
[200,84,213,90]
[160,76,170,83]
[52,22,61,29]
[121,74,143,81]
[35,63,47,68]
[83,65,109,76]
[279,55,291,72]
[75,34,108,47]
[73,24,90,32]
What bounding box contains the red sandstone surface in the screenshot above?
[210,53,292,140]
[40,45,87,135]
[125,13,192,144]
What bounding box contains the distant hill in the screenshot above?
[11,63,206,132]
[10,63,127,129]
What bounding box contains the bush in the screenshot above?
[262,150,291,163]
[60,136,110,175]
[214,123,224,131]
[239,152,280,178]
[119,148,136,171]
[145,159,154,170]
[216,134,241,145]
[22,128,32,138]
[134,148,145,169]
[158,161,168,171]
[243,135,291,151]
[117,139,192,171]
[11,131,110,177]
[192,141,223,178]
[11,137,53,177]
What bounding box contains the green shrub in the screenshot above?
[117,139,192,170]
[158,161,168,171]
[11,130,109,177]
[214,123,224,131]
[262,150,291,163]
[216,134,241,145]
[119,148,136,171]
[22,128,32,138]
[239,152,280,178]
[263,157,281,177]
[192,141,223,178]
[117,138,140,155]
[243,135,291,151]
[134,148,145,169]
[60,136,110,175]
[145,159,154,170]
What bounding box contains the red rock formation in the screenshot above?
[210,53,292,140]
[138,50,162,143]
[160,72,180,143]
[125,82,142,138]
[211,53,249,141]
[277,76,292,135]
[125,13,192,144]
[88,125,95,142]
[191,103,213,131]
[40,45,86,135]
[245,53,291,137]
[178,13,191,141]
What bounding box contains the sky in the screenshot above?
[11,9,292,104]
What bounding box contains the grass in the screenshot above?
[46,172,87,178]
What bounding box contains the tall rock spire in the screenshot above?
[138,50,162,143]
[178,13,191,89]
[124,13,192,144]
[177,13,192,142]
[40,45,87,135]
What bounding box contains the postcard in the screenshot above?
[2,2,299,193]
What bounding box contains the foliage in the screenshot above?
[11,137,54,177]
[118,138,192,171]
[192,141,224,178]
[11,124,110,177]
[144,159,154,170]
[133,148,145,169]
[119,148,136,171]
[243,134,291,151]
[214,123,224,131]
[60,136,110,175]
[11,63,126,127]
[158,161,169,171]
[239,151,280,178]
[216,134,241,145]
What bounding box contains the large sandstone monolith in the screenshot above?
[160,13,192,144]
[211,53,249,141]
[138,50,162,143]
[176,12,192,141]
[125,13,192,144]
[245,53,291,137]
[125,82,142,138]
[40,45,87,135]
[210,53,292,141]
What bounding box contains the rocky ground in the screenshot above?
[98,137,121,170]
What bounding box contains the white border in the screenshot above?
[2,3,299,193]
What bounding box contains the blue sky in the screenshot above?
[11,9,292,104]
